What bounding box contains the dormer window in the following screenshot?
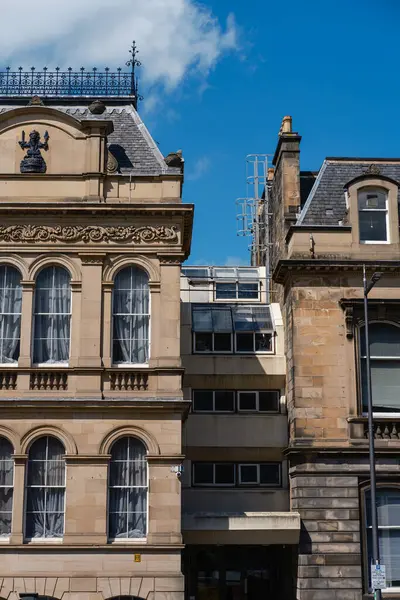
[358,188,388,243]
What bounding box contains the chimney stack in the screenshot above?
[272,115,301,221]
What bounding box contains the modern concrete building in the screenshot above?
[180,265,299,599]
[262,116,400,598]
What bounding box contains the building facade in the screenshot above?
[180,265,299,599]
[0,70,192,600]
[267,116,400,598]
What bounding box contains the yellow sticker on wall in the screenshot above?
[134,554,141,563]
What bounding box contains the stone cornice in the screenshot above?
[285,224,352,244]
[273,259,400,284]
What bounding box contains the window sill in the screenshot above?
[33,363,69,368]
[109,537,147,544]
[25,537,64,544]
[0,537,10,543]
[360,240,390,245]
[111,364,149,369]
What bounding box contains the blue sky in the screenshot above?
[145,0,400,265]
[2,0,399,266]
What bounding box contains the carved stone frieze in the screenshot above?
[0,224,179,245]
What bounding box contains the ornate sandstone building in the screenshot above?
[0,58,192,600]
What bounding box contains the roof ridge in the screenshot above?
[297,160,329,225]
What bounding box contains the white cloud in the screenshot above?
[186,156,210,181]
[0,1,237,93]
[224,256,249,266]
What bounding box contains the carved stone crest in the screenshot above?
[18,130,49,173]
[362,163,381,176]
[106,150,119,174]
[0,224,179,245]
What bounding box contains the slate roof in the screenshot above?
[298,159,400,226]
[0,103,181,177]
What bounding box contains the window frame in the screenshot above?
[192,462,281,488]
[192,390,236,413]
[234,332,274,354]
[32,266,72,367]
[112,267,151,367]
[193,331,233,354]
[214,280,260,302]
[24,436,66,541]
[0,265,22,367]
[357,320,400,417]
[358,187,389,245]
[237,390,280,413]
[107,436,149,542]
[361,484,400,593]
[0,437,14,539]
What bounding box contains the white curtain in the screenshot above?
[0,266,22,364]
[113,267,149,364]
[0,437,13,537]
[26,436,65,539]
[33,267,71,364]
[109,437,147,539]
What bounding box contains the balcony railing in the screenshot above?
[349,417,400,441]
[109,371,149,392]
[0,371,17,390]
[30,371,68,391]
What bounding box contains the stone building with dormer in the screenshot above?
[0,62,192,600]
[262,116,400,598]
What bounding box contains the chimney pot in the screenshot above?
[280,115,292,135]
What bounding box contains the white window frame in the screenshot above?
[192,463,236,487]
[237,390,280,413]
[112,268,151,367]
[33,266,72,367]
[108,437,148,542]
[0,437,14,539]
[193,331,233,354]
[234,331,274,354]
[192,390,235,413]
[238,463,281,487]
[0,265,22,367]
[25,436,66,541]
[214,280,260,302]
[358,188,389,245]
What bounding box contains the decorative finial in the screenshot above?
[126,41,143,108]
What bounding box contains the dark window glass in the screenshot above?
[193,391,214,412]
[260,464,280,485]
[259,391,279,412]
[195,332,213,352]
[236,333,254,352]
[214,391,235,412]
[255,333,272,352]
[238,283,259,299]
[215,464,235,485]
[240,465,258,484]
[215,283,237,299]
[0,437,13,537]
[358,189,387,242]
[193,463,214,485]
[214,333,232,352]
[239,392,257,411]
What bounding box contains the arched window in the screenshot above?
[359,322,400,412]
[0,437,13,537]
[25,436,66,539]
[358,188,388,243]
[365,487,400,590]
[33,266,71,364]
[112,267,150,364]
[0,266,22,364]
[108,437,148,539]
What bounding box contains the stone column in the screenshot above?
[10,454,28,544]
[148,281,161,368]
[18,281,34,368]
[102,282,114,369]
[69,282,82,369]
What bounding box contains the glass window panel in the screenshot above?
[255,333,273,352]
[195,332,213,352]
[240,464,258,484]
[233,307,255,331]
[366,489,400,527]
[359,211,387,242]
[259,391,280,412]
[214,268,236,279]
[0,266,22,364]
[212,306,233,332]
[25,512,45,539]
[46,461,65,486]
[238,283,259,299]
[361,359,400,412]
[109,512,127,539]
[260,464,281,485]
[252,306,273,330]
[215,464,235,485]
[0,460,13,486]
[0,488,13,512]
[239,392,257,411]
[109,488,128,513]
[0,438,13,461]
[236,333,254,352]
[214,391,235,412]
[27,461,46,486]
[193,463,214,485]
[128,512,146,538]
[26,488,45,513]
[360,324,400,358]
[192,306,213,332]
[182,268,210,279]
[215,283,237,300]
[45,512,64,537]
[0,513,11,536]
[367,529,400,588]
[193,391,214,412]
[213,333,232,352]
[237,269,259,280]
[358,190,387,210]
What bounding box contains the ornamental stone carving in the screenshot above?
[0,224,179,244]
